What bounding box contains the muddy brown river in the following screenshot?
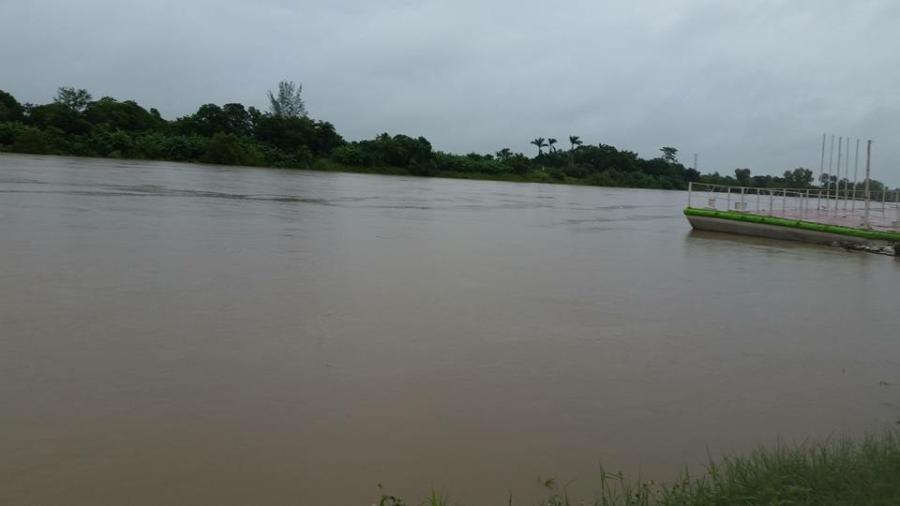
[2,154,898,505]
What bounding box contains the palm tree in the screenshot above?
[567,135,583,168]
[548,138,558,153]
[568,135,582,151]
[496,148,512,161]
[530,137,547,156]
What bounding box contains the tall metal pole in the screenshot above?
[828,134,834,175]
[827,135,835,209]
[841,136,846,209]
[894,190,900,227]
[818,133,826,191]
[844,136,850,211]
[834,136,842,215]
[895,190,899,227]
[864,140,872,229]
[838,137,844,210]
[851,138,859,213]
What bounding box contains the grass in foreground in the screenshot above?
[378,431,900,505]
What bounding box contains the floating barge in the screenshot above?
[685,183,900,254]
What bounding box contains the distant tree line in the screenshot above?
[696,167,889,193]
[0,85,891,192]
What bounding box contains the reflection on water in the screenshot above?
[1,154,899,505]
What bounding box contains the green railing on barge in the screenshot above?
[684,207,900,243]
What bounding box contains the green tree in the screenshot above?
[203,132,251,165]
[361,133,433,167]
[27,102,91,134]
[819,173,844,188]
[162,135,206,161]
[133,132,169,159]
[179,104,229,136]
[643,157,675,177]
[310,120,344,155]
[0,90,25,122]
[11,127,50,154]
[221,103,253,136]
[504,153,532,175]
[783,167,813,188]
[254,115,317,152]
[267,80,306,118]
[548,138,558,153]
[734,168,752,186]
[0,122,22,145]
[660,146,678,163]
[495,148,512,161]
[568,135,582,151]
[530,137,547,156]
[83,97,163,132]
[88,128,136,157]
[54,87,92,112]
[331,144,373,166]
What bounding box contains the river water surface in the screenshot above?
[2,154,899,505]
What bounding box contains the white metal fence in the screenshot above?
[687,182,900,231]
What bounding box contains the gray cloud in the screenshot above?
[2,0,898,184]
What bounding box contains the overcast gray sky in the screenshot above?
[2,0,898,183]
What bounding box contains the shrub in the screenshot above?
[202,132,249,165]
[0,121,26,146]
[10,127,50,154]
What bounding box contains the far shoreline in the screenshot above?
[0,151,690,193]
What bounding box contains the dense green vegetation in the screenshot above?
[0,84,891,192]
[378,432,900,505]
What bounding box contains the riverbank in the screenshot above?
[0,148,675,189]
[5,87,898,197]
[0,150,687,190]
[308,157,540,184]
[380,432,900,505]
